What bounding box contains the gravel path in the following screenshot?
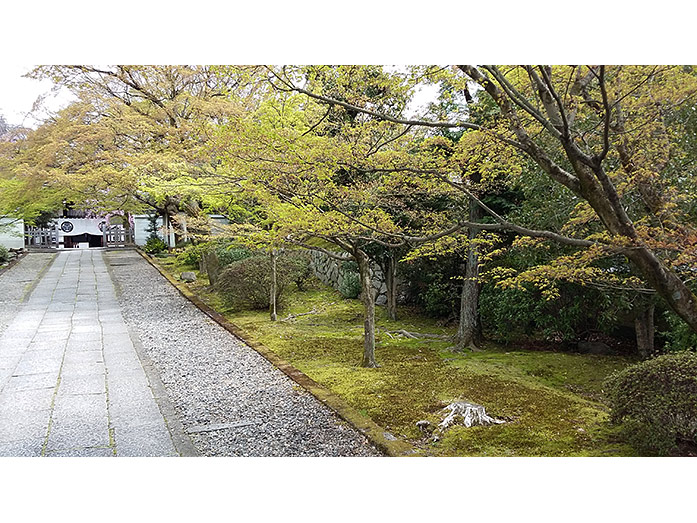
[105,250,381,457]
[0,253,55,337]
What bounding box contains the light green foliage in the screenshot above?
[0,245,9,264]
[175,243,208,267]
[282,250,313,291]
[154,252,636,455]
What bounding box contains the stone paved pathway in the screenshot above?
[0,250,181,456]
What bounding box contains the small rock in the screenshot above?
[416,420,433,434]
[181,271,197,282]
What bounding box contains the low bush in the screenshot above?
[604,352,697,455]
[217,251,312,310]
[143,236,168,255]
[0,245,9,264]
[283,250,313,291]
[422,280,458,318]
[176,243,208,267]
[338,271,361,299]
[479,282,628,344]
[337,261,361,299]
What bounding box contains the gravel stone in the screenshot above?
[105,250,382,457]
[0,253,55,337]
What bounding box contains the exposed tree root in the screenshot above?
[447,342,484,353]
[380,329,450,340]
[280,302,336,323]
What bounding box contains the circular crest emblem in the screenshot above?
[60,221,74,233]
[98,221,107,232]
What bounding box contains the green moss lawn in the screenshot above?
[155,254,637,456]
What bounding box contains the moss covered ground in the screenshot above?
[155,254,637,456]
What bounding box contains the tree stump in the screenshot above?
[438,401,504,431]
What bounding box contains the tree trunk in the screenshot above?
[270,249,278,322]
[634,303,655,358]
[202,249,220,286]
[356,249,378,368]
[385,251,398,321]
[454,198,483,351]
[624,246,697,338]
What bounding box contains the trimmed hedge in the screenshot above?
[604,352,697,455]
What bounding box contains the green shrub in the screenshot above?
[283,250,314,291]
[143,236,168,254]
[338,271,361,299]
[479,282,628,344]
[215,244,253,267]
[217,254,284,309]
[422,280,458,318]
[0,245,9,264]
[400,257,461,318]
[661,309,697,353]
[217,251,318,309]
[604,352,697,455]
[176,243,208,267]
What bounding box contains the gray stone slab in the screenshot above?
[51,392,108,418]
[104,358,146,375]
[0,250,188,457]
[65,340,103,352]
[13,355,63,376]
[113,423,177,457]
[45,447,114,457]
[0,387,55,414]
[46,425,110,451]
[109,399,164,428]
[0,356,21,370]
[0,439,45,457]
[102,340,135,355]
[47,394,110,450]
[63,351,104,366]
[4,372,58,392]
[58,374,106,395]
[0,408,51,444]
[26,341,66,352]
[67,333,103,344]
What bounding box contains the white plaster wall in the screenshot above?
[133,215,165,246]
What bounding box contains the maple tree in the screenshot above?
[7,64,697,361]
[268,65,697,354]
[22,65,244,232]
[209,68,470,366]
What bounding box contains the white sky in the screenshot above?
[0,64,439,129]
[0,65,76,128]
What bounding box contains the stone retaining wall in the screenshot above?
[310,251,388,305]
